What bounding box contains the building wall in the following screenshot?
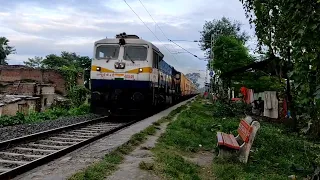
[2,102,19,116]
[41,94,55,111]
[4,83,36,95]
[0,68,69,95]
[25,99,37,113]
[38,86,55,111]
[2,99,38,116]
[41,86,55,94]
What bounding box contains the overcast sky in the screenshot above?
[0,0,256,87]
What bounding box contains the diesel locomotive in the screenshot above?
[90,32,197,115]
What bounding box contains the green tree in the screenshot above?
[41,54,71,69]
[240,0,320,134]
[199,17,250,57]
[0,37,16,65]
[76,56,91,70]
[23,56,43,68]
[211,35,254,74]
[41,51,91,70]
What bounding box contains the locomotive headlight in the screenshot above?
[96,67,101,71]
[139,68,143,72]
[120,63,124,68]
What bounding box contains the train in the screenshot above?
[89,32,198,115]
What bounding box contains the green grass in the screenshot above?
[151,99,214,179]
[150,98,320,180]
[0,103,91,127]
[68,103,189,180]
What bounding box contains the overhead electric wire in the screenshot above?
[138,0,202,60]
[123,0,178,63]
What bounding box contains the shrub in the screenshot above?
[0,103,91,127]
[212,100,252,117]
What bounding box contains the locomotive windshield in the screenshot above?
[95,45,120,60]
[123,46,147,61]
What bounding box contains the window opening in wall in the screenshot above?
[44,98,47,106]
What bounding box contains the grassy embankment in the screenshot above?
[68,101,190,180]
[148,98,320,180]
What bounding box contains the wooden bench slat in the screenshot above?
[216,132,240,150]
[223,133,240,150]
[229,134,240,149]
[237,120,253,143]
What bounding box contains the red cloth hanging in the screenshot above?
[240,87,247,97]
[240,86,250,104]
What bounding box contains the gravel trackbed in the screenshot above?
[0,114,102,142]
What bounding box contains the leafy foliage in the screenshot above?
[0,37,16,65]
[201,17,285,96]
[68,85,90,107]
[23,56,43,68]
[199,17,249,57]
[211,35,254,74]
[240,0,320,134]
[212,100,251,117]
[0,104,90,127]
[25,51,91,70]
[232,72,285,93]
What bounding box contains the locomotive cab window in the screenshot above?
[152,51,160,69]
[123,46,147,61]
[95,45,120,60]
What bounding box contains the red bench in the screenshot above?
[216,118,260,163]
[217,120,252,150]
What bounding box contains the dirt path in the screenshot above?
[106,101,214,180]
[106,122,168,180]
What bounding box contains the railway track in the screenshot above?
[0,116,139,180]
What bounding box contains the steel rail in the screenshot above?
[0,116,139,179]
[0,116,109,151]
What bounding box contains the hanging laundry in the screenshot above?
[240,86,248,103]
[248,89,254,104]
[263,91,279,119]
[240,86,247,99]
[244,88,254,104]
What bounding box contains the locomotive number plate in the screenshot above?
[125,74,134,79]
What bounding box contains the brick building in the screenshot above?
[0,95,40,116]
[0,65,84,114]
